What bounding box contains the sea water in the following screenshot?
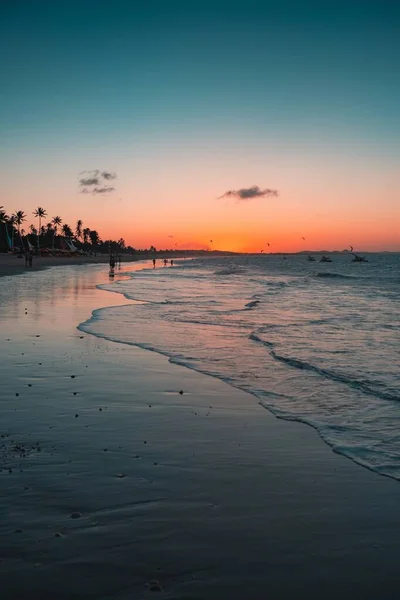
[80,253,400,480]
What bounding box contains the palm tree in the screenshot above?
[0,206,8,251]
[62,223,73,238]
[8,215,16,250]
[118,238,126,249]
[89,230,100,247]
[51,216,62,250]
[83,227,91,244]
[33,207,47,251]
[75,219,83,241]
[13,210,26,251]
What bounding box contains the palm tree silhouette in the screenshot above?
[75,220,83,241]
[0,206,9,250]
[52,216,62,249]
[33,207,47,251]
[13,210,26,251]
[8,215,16,250]
[62,223,73,239]
[83,227,91,244]
[89,230,100,247]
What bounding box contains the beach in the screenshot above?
[1,262,400,600]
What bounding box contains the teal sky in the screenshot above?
[1,0,399,251]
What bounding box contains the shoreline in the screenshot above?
[1,263,400,599]
[0,252,183,278]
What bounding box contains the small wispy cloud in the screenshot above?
[218,185,278,201]
[80,176,100,186]
[102,171,117,180]
[93,186,115,194]
[79,170,117,195]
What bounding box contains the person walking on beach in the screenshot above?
[28,252,33,267]
[153,258,156,268]
[24,251,29,267]
[170,259,174,266]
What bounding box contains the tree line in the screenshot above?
[0,205,130,254]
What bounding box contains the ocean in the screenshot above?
[80,253,400,480]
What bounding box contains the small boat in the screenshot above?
[352,254,368,263]
[320,255,332,263]
[308,256,315,262]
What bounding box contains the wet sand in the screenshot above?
[0,253,152,278]
[1,263,399,599]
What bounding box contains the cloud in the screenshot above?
[86,186,116,194]
[79,176,100,186]
[79,169,117,195]
[102,171,117,180]
[218,185,278,201]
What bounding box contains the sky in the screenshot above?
[1,0,399,252]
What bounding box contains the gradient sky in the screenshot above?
[1,0,399,252]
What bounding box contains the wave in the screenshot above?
[315,272,359,279]
[214,267,245,276]
[77,254,400,482]
[249,332,400,404]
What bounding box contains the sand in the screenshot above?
[1,263,399,599]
